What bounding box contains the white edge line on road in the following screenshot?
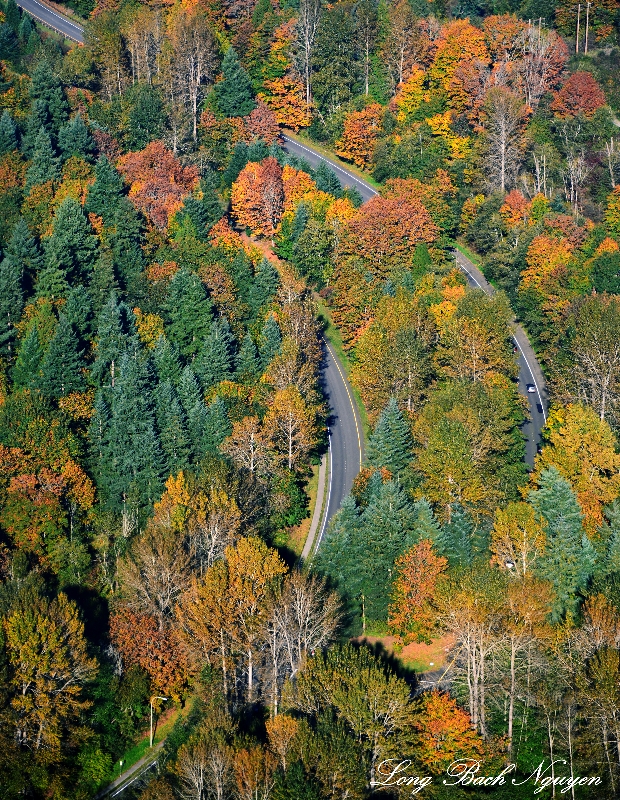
[455,251,547,424]
[20,6,82,40]
[111,760,158,797]
[29,0,84,29]
[283,136,379,197]
[315,432,332,553]
[324,341,363,470]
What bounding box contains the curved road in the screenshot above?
[282,133,548,470]
[15,0,84,42]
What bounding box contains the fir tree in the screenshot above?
[58,114,95,161]
[247,139,269,163]
[313,161,343,197]
[5,218,43,290]
[259,314,282,367]
[21,99,50,156]
[412,498,443,544]
[165,268,213,357]
[177,365,211,460]
[89,253,119,316]
[0,23,17,63]
[366,397,414,475]
[25,127,60,190]
[126,83,164,150]
[291,202,309,242]
[235,331,260,382]
[272,762,322,800]
[436,505,477,568]
[91,294,138,389]
[86,156,125,223]
[0,110,17,155]
[5,0,20,34]
[212,47,256,118]
[88,390,111,488]
[250,257,280,314]
[155,381,192,475]
[194,318,235,389]
[35,263,69,302]
[64,285,92,340]
[39,315,86,398]
[12,326,42,388]
[177,186,222,240]
[177,365,204,416]
[529,467,596,621]
[203,395,232,452]
[29,61,69,132]
[44,197,98,284]
[222,141,248,189]
[110,199,146,302]
[153,335,182,386]
[0,254,22,357]
[315,494,360,586]
[229,251,254,309]
[18,14,32,42]
[104,351,165,511]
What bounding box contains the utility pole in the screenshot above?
[576,3,581,53]
[585,2,591,54]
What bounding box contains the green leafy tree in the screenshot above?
[529,467,596,620]
[164,268,213,357]
[366,397,414,476]
[212,48,256,118]
[25,127,60,190]
[39,315,86,398]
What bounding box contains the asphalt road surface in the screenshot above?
[16,0,84,42]
[282,133,548,469]
[316,340,365,544]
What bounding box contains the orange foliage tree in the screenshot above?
[231,156,284,237]
[551,71,606,119]
[336,103,383,168]
[258,21,311,130]
[117,141,199,228]
[389,539,448,643]
[413,690,484,773]
[428,19,490,113]
[245,101,280,144]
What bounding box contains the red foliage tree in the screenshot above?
[551,71,606,119]
[117,141,199,228]
[245,102,280,145]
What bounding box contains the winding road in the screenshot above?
[282,132,548,475]
[15,0,84,42]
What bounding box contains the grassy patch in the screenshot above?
[455,241,483,269]
[286,461,321,557]
[315,297,371,441]
[283,129,381,191]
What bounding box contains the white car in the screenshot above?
[526,384,536,393]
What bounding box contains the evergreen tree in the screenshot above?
[5,218,43,290]
[35,263,69,302]
[259,314,282,367]
[11,326,42,388]
[247,139,269,163]
[229,251,254,309]
[86,156,125,223]
[152,335,182,386]
[104,351,164,511]
[64,285,92,340]
[91,294,138,389]
[272,762,322,800]
[313,161,343,197]
[0,23,17,63]
[177,365,211,460]
[412,498,443,543]
[44,197,98,284]
[235,331,260,382]
[155,381,192,475]
[0,110,17,155]
[164,268,213,357]
[366,397,414,475]
[39,315,86,398]
[249,257,279,314]
[212,47,255,118]
[529,467,596,621]
[25,127,60,190]
[4,0,20,34]
[222,141,248,189]
[0,254,22,358]
[28,61,69,132]
[58,114,95,161]
[89,253,119,315]
[435,505,477,568]
[203,395,232,452]
[177,365,204,416]
[18,14,32,42]
[315,494,360,586]
[194,318,235,389]
[177,186,222,240]
[126,83,164,150]
[110,199,146,302]
[21,99,50,156]
[291,202,310,242]
[88,390,110,489]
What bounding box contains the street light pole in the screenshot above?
[150,696,168,748]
